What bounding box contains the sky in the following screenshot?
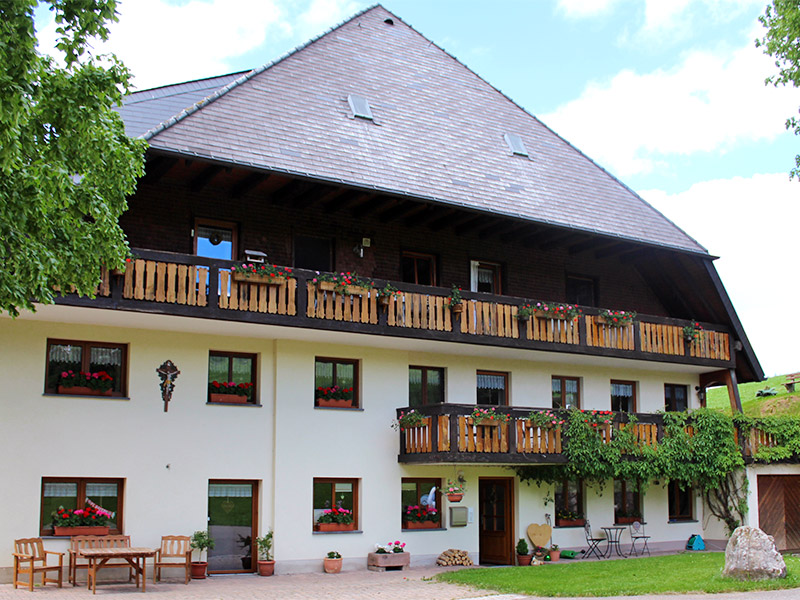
[34,0,800,377]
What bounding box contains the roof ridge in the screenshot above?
[142,4,382,141]
[128,70,251,97]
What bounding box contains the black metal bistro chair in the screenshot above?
[582,520,605,560]
[629,521,651,556]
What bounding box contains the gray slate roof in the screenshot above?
[133,5,707,255]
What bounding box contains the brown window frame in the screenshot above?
[314,357,360,408]
[401,251,437,286]
[614,478,642,523]
[313,478,359,531]
[664,384,689,412]
[40,477,124,536]
[45,338,128,397]
[476,370,509,406]
[409,366,445,406]
[552,375,581,410]
[293,234,334,272]
[554,479,584,525]
[193,217,238,260]
[668,481,693,521]
[401,477,443,529]
[566,273,597,307]
[208,351,258,404]
[471,260,503,295]
[611,380,637,413]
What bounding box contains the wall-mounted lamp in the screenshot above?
[353,237,371,258]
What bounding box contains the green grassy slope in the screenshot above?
[707,373,800,416]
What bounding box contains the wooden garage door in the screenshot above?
[758,475,800,551]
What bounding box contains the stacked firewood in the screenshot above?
[436,549,474,566]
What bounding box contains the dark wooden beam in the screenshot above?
[230,173,267,198]
[540,233,583,251]
[429,210,474,232]
[453,215,487,236]
[270,180,314,205]
[139,156,177,185]
[352,196,393,218]
[414,207,454,228]
[595,242,633,259]
[522,228,564,249]
[379,201,427,224]
[293,185,338,211]
[478,221,520,240]
[502,224,540,243]
[324,191,372,214]
[569,237,618,255]
[189,165,224,192]
[619,248,654,264]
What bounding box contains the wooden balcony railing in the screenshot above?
[67,249,733,368]
[397,405,781,464]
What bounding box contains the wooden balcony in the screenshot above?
[396,404,782,465]
[65,249,733,368]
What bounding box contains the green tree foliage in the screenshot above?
[757,0,800,178]
[0,1,146,316]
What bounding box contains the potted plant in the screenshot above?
[555,510,585,527]
[549,544,561,562]
[516,538,532,566]
[57,370,114,396]
[515,304,535,321]
[312,271,368,294]
[231,263,294,285]
[533,544,546,560]
[323,550,342,574]
[533,302,581,322]
[526,409,564,429]
[368,541,410,571]
[470,406,510,426]
[445,478,465,502]
[238,534,252,570]
[315,506,355,532]
[392,409,426,431]
[315,385,354,408]
[402,504,440,529]
[598,308,636,327]
[446,284,463,314]
[375,282,401,308]
[208,380,253,404]
[51,504,113,536]
[682,321,703,342]
[190,530,215,579]
[256,530,274,576]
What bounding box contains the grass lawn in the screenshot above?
[707,373,799,417]
[436,552,800,597]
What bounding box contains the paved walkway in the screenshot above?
[3,566,800,600]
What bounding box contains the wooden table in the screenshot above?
[79,547,156,594]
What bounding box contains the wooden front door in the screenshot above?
[479,478,514,564]
[758,475,800,551]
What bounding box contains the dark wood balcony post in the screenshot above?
[296,272,308,319]
[208,266,219,309]
[577,314,587,346]
[633,319,642,353]
[430,412,439,454]
[507,412,517,455]
[449,407,460,458]
[111,272,123,302]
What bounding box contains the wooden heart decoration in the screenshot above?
[527,523,552,548]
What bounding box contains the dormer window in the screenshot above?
[347,94,374,120]
[503,133,528,157]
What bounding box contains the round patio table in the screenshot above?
[600,526,627,558]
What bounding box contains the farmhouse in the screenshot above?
[3,5,794,578]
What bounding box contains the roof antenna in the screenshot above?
[384,18,394,25]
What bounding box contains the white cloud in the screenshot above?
[294,0,362,40]
[642,173,800,377]
[540,39,798,177]
[557,0,618,18]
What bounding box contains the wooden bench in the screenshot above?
[68,535,133,586]
[784,373,800,393]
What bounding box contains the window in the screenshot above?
[665,384,688,412]
[347,94,374,120]
[554,480,583,525]
[294,235,333,272]
[313,478,358,531]
[409,367,444,406]
[470,261,502,294]
[401,478,442,529]
[668,481,693,521]
[41,478,123,535]
[614,479,642,523]
[477,371,508,406]
[566,275,596,307]
[401,251,437,286]
[315,357,359,408]
[503,133,529,157]
[552,376,580,409]
[46,339,127,396]
[194,218,236,260]
[208,351,257,404]
[611,380,637,413]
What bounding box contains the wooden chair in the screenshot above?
[13,538,64,591]
[153,535,192,584]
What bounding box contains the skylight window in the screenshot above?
[504,133,529,157]
[348,94,374,120]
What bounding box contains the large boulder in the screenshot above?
[722,526,786,580]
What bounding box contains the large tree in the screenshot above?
[757,0,800,179]
[0,1,146,316]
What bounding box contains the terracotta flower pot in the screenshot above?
[450,303,463,314]
[549,550,561,562]
[402,520,439,530]
[315,522,354,532]
[556,518,585,528]
[323,557,342,574]
[316,397,354,408]
[446,493,463,503]
[57,386,112,396]
[379,296,391,308]
[367,552,410,570]
[190,562,208,579]
[53,526,109,536]
[209,393,248,404]
[517,554,532,566]
[257,560,275,576]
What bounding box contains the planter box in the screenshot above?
[53,526,109,536]
[596,316,633,327]
[232,272,286,285]
[317,281,336,292]
[615,516,640,525]
[534,310,567,320]
[367,552,410,571]
[57,386,112,396]
[446,493,463,503]
[209,393,249,404]
[317,397,354,409]
[402,520,439,530]
[473,418,502,427]
[344,285,368,296]
[315,522,354,532]
[556,518,585,528]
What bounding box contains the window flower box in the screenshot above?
[54,526,109,536]
[315,522,355,533]
[57,386,112,396]
[402,520,439,530]
[615,516,640,525]
[232,272,286,285]
[209,393,248,404]
[556,518,585,528]
[317,398,354,408]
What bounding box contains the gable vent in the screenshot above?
[503,133,529,157]
[348,94,374,120]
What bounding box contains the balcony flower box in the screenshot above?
[556,518,585,528]
[368,551,410,570]
[317,397,354,408]
[403,520,439,530]
[232,272,286,285]
[210,393,248,404]
[57,386,112,396]
[315,522,355,533]
[344,285,368,296]
[535,309,566,320]
[54,526,109,536]
[318,281,336,292]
